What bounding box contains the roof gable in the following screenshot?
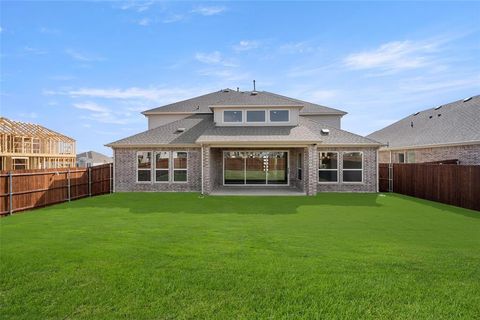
[142,89,346,115]
[367,95,480,148]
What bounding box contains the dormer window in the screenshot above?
[223,110,242,122]
[270,110,289,122]
[246,110,266,123]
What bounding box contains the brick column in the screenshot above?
[305,144,318,196]
[202,145,211,194]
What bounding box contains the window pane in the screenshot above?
[407,151,415,163]
[343,170,362,182]
[174,170,187,182]
[137,170,151,182]
[155,170,169,182]
[343,152,362,169]
[270,110,289,122]
[319,152,338,169]
[137,152,152,169]
[398,153,405,163]
[173,152,187,169]
[224,111,242,122]
[246,110,265,122]
[155,151,169,169]
[224,152,245,184]
[319,171,337,182]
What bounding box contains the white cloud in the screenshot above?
[233,40,260,52]
[19,112,38,119]
[192,6,226,16]
[343,40,441,72]
[0,26,3,33]
[46,86,207,104]
[65,49,104,62]
[279,41,315,54]
[24,46,48,55]
[39,27,60,34]
[163,14,185,24]
[73,102,109,113]
[119,1,154,12]
[195,51,236,67]
[138,18,151,26]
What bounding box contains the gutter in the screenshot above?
[379,140,480,151]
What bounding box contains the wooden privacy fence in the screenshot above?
[379,163,480,211]
[0,164,112,216]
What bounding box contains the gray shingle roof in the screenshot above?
[142,89,347,115]
[367,95,480,149]
[76,151,112,163]
[106,114,213,146]
[107,114,380,147]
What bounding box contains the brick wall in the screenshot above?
[317,147,378,192]
[114,147,201,192]
[379,144,480,165]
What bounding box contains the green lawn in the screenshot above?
[1,193,479,319]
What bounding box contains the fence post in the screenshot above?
[88,167,92,197]
[67,169,71,202]
[8,171,13,215]
[388,163,393,192]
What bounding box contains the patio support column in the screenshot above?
[305,144,318,196]
[201,145,212,194]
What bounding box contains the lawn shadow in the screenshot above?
[51,192,383,216]
[389,193,480,220]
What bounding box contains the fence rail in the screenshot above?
[0,164,112,216]
[379,163,480,211]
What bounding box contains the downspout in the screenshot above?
[112,149,116,193]
[201,144,204,195]
[376,149,379,193]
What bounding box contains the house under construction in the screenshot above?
[0,117,76,170]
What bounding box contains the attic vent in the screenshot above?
[321,129,330,135]
[176,127,186,133]
[429,115,433,119]
[251,91,258,95]
[463,97,472,102]
[223,89,230,93]
[413,112,420,116]
[438,113,442,117]
[434,105,442,110]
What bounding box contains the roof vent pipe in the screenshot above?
[253,80,256,91]
[236,87,239,92]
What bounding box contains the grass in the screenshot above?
[1,193,479,319]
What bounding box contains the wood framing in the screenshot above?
[0,117,76,170]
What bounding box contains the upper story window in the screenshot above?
[246,110,266,123]
[224,110,243,122]
[270,110,289,122]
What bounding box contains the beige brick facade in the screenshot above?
[379,144,480,165]
[114,145,378,194]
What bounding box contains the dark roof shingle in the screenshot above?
[367,95,480,148]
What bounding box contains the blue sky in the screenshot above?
[1,1,479,155]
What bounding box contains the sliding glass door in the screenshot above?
[223,151,288,185]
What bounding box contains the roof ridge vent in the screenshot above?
[434,105,442,110]
[463,96,472,102]
[222,89,230,93]
[251,91,258,95]
[176,127,186,133]
[320,128,330,135]
[413,112,420,116]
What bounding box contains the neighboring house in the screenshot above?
[367,95,480,165]
[76,151,113,167]
[106,89,381,195]
[0,117,76,170]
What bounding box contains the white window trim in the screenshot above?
[173,151,188,183]
[318,151,339,184]
[246,110,266,123]
[136,151,152,184]
[342,151,364,184]
[269,109,290,123]
[223,110,243,123]
[154,151,170,184]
